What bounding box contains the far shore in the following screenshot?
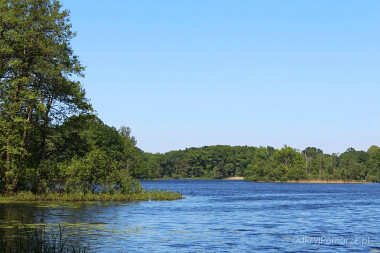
[148,178,375,184]
[254,179,373,184]
[224,178,373,183]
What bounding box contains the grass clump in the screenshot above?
[0,190,183,202]
[0,224,88,253]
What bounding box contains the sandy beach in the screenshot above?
[224,177,244,180]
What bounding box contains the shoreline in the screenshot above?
[223,177,244,180]
[252,179,373,184]
[146,178,375,184]
[0,190,184,202]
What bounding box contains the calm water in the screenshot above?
[0,180,379,252]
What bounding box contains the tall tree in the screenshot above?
[0,0,90,193]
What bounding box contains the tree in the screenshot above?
[337,148,368,180]
[0,0,91,193]
[119,126,137,173]
[367,148,380,182]
[274,146,306,180]
[316,153,325,179]
[367,145,379,156]
[302,147,323,174]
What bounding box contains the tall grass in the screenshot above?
[0,190,183,202]
[0,224,88,253]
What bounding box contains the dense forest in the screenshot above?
[134,145,380,182]
[0,0,143,196]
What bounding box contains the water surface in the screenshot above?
[0,180,379,252]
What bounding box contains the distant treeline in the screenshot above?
[131,145,380,182]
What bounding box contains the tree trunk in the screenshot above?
[38,96,53,165]
[20,106,33,160]
[5,138,11,186]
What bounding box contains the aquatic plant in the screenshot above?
[0,190,183,202]
[0,224,89,253]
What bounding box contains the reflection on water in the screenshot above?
[1,180,380,252]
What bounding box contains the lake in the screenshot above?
[0,180,379,252]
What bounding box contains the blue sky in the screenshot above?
[61,0,380,154]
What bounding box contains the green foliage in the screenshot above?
[0,0,149,197]
[336,148,369,180]
[137,145,257,179]
[366,148,380,182]
[0,224,89,252]
[244,146,306,182]
[40,116,143,195]
[141,144,380,182]
[0,190,183,201]
[0,0,91,193]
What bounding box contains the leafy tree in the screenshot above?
[213,162,224,179]
[274,146,304,169]
[301,147,323,174]
[244,147,271,181]
[0,0,90,193]
[337,148,368,180]
[367,148,380,182]
[62,149,141,194]
[367,145,379,156]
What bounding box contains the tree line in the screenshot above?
[134,145,380,182]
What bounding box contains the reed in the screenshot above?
[0,190,183,202]
[0,224,88,253]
